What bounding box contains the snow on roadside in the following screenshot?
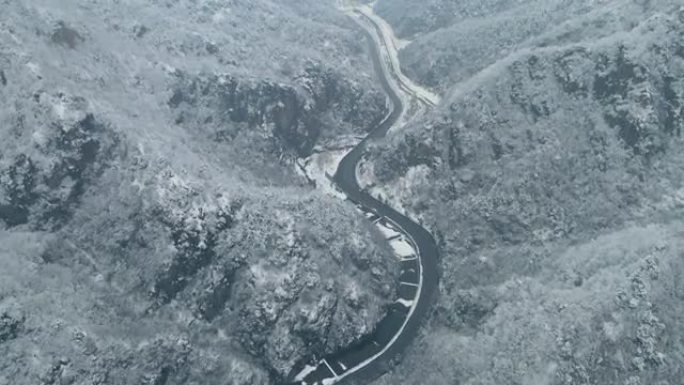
[356,157,375,189]
[396,298,414,307]
[376,223,401,239]
[388,238,416,258]
[368,165,431,227]
[351,4,441,107]
[294,133,367,199]
[295,150,349,200]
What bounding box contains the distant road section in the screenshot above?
[352,4,441,108]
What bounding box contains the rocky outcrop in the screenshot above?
[225,198,396,378]
[144,191,397,380]
[0,309,24,344]
[168,64,387,157]
[0,92,119,230]
[50,21,84,49]
[593,45,681,157]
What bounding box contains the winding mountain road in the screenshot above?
[284,5,440,385]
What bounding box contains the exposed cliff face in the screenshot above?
[168,65,386,157]
[0,93,119,230]
[366,6,684,385]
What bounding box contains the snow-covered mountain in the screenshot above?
[364,1,684,384]
[4,0,684,384]
[0,1,396,383]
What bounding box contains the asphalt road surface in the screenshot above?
[283,8,440,385]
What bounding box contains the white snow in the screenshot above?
[347,4,441,107]
[375,222,401,239]
[356,158,377,189]
[368,165,430,228]
[295,146,355,200]
[389,238,415,258]
[249,263,291,288]
[294,365,318,381]
[25,62,41,78]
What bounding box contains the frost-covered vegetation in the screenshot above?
[375,0,683,92]
[0,0,395,384]
[4,0,683,384]
[366,1,684,384]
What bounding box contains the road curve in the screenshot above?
[283,7,441,385]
